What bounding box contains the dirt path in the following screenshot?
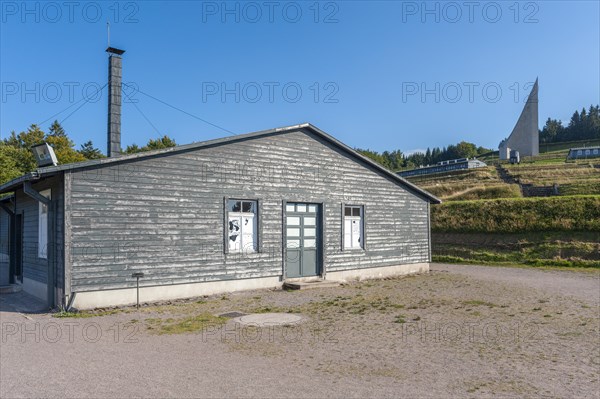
[440,185,483,200]
[432,263,600,305]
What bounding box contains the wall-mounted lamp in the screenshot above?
[31,143,58,167]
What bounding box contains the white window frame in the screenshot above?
[343,205,364,250]
[226,199,258,253]
[38,189,51,259]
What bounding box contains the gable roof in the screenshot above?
[0,123,441,204]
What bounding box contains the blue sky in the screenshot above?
[1,1,599,154]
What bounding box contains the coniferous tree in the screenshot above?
[78,141,105,159]
[145,135,177,151]
[539,105,599,143]
[44,121,86,164]
[125,135,178,154]
[124,144,141,154]
[48,120,67,138]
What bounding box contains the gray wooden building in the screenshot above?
[0,123,440,309]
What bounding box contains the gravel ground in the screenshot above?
[1,264,598,398]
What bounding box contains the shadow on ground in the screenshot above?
[0,291,48,314]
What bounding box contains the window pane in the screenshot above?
[351,219,361,248]
[304,217,316,226]
[287,228,300,237]
[242,235,256,252]
[308,204,317,213]
[245,215,257,252]
[344,219,352,248]
[304,238,316,248]
[39,211,48,258]
[228,216,242,251]
[296,204,307,212]
[287,216,300,226]
[286,204,295,212]
[242,201,255,213]
[38,189,51,259]
[352,207,361,217]
[228,200,242,212]
[344,207,352,216]
[287,239,300,249]
[242,216,254,230]
[304,228,316,237]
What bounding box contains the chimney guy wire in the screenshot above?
[60,83,109,125]
[121,86,161,137]
[36,83,108,127]
[122,83,236,136]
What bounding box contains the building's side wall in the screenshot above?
[568,147,600,160]
[14,176,64,301]
[0,207,10,285]
[399,159,489,178]
[67,129,430,297]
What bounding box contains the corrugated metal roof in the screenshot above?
[0,123,441,204]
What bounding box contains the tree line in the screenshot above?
[0,121,177,186]
[357,141,491,171]
[540,105,600,144]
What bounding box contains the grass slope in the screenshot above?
[431,195,600,233]
[405,140,600,268]
[432,231,600,268]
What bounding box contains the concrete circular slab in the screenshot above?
[234,313,302,327]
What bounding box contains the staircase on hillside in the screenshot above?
[496,165,560,198]
[520,184,560,197]
[495,165,517,185]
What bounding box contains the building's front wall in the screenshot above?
[67,129,430,308]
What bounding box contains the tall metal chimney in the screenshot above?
[106,47,125,157]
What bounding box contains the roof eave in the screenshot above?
[302,124,442,204]
[0,173,37,194]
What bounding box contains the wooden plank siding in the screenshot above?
[0,207,10,285]
[14,176,64,291]
[67,129,430,292]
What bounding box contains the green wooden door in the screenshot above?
[285,203,320,278]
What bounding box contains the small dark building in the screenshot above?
[567,147,600,160]
[0,124,440,309]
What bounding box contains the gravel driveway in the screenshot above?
[1,264,598,398]
[432,263,600,305]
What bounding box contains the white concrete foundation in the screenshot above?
[72,276,282,310]
[326,262,429,282]
[71,263,430,310]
